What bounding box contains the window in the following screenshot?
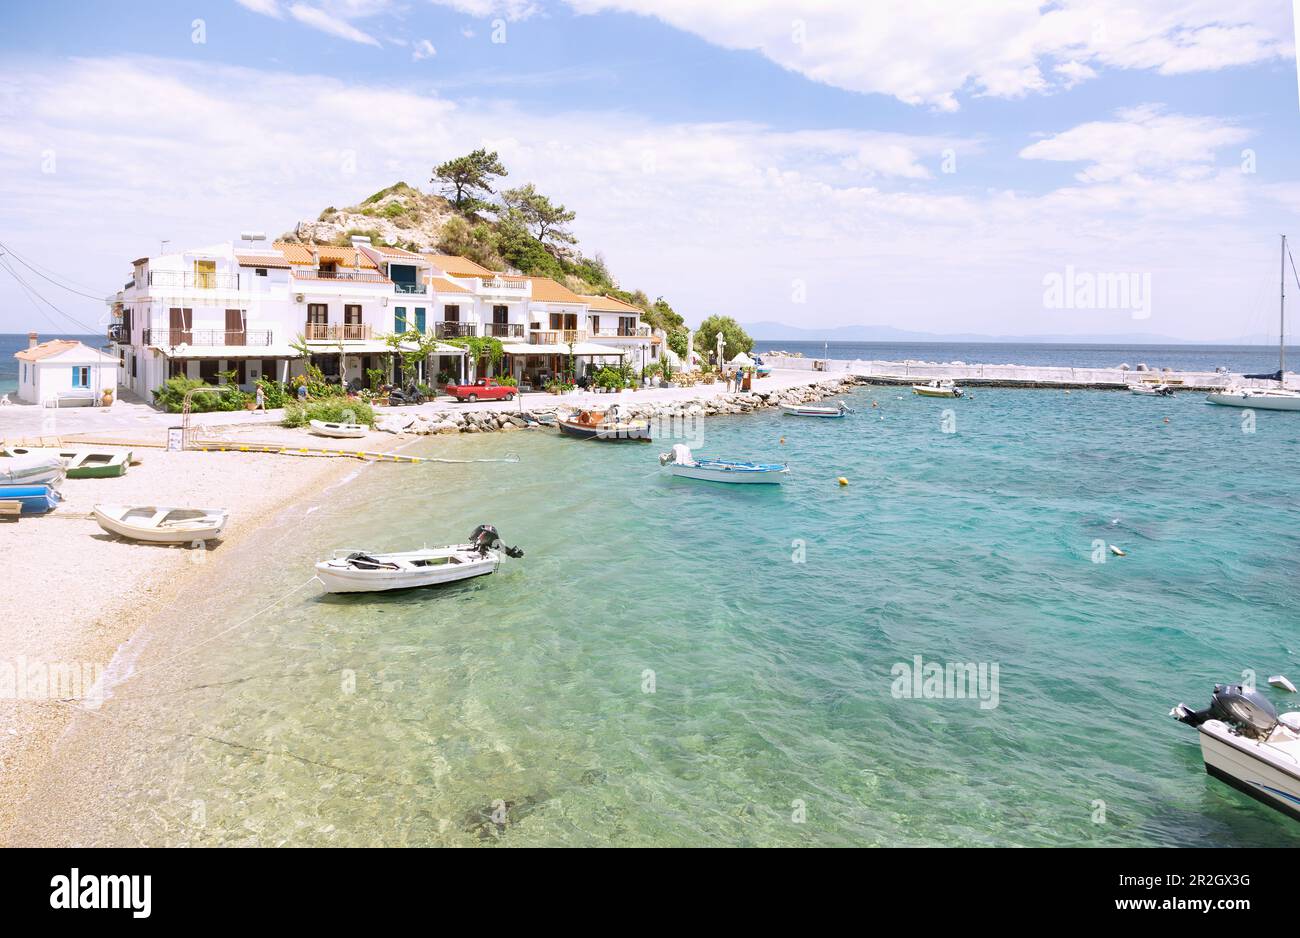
[394,307,407,333]
[131,353,137,378]
[414,308,426,333]
[307,304,328,325]
[344,304,362,325]
[71,366,90,388]
[199,360,219,384]
[619,316,636,336]
[493,305,508,324]
[255,268,268,277]
[444,304,459,322]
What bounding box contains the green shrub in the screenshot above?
[255,378,291,409]
[495,375,518,387]
[283,399,375,429]
[152,375,250,413]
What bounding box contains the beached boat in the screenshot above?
[658,444,788,484]
[1172,683,1300,822]
[557,406,652,442]
[309,419,367,439]
[4,447,130,478]
[0,483,61,514]
[0,453,65,485]
[781,401,849,418]
[314,524,524,593]
[912,379,963,398]
[1130,384,1174,397]
[92,504,229,543]
[1207,235,1300,413]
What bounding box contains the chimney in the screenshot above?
[311,247,320,268]
[27,332,38,349]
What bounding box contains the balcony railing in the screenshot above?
[147,271,241,290]
[304,322,371,341]
[436,322,477,339]
[394,282,428,295]
[484,323,524,338]
[528,330,588,345]
[294,268,388,283]
[143,328,272,347]
[477,277,529,292]
[592,326,651,338]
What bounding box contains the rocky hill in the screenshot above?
[282,182,458,253]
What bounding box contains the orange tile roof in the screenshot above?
[16,339,82,362]
[373,245,424,260]
[526,276,587,304]
[274,241,378,269]
[429,276,472,295]
[584,293,643,314]
[235,253,291,268]
[423,253,494,276]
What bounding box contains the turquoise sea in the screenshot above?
[68,386,1300,846]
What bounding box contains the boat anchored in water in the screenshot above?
[912,379,963,399]
[1130,384,1174,397]
[1207,235,1300,412]
[658,444,788,484]
[557,405,652,442]
[1172,683,1300,821]
[314,524,524,593]
[780,401,850,418]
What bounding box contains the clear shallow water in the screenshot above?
[80,388,1300,846]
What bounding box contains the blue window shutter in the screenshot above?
[415,308,426,332]
[395,307,406,332]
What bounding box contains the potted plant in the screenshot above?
[100,387,115,407]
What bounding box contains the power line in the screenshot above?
[0,256,101,334]
[0,240,108,300]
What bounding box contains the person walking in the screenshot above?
[254,382,267,412]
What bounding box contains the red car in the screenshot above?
[445,378,517,402]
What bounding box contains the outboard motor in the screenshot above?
[1173,683,1279,739]
[468,524,524,558]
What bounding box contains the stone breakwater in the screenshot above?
[373,377,867,436]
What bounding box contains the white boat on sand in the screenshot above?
[780,401,849,418]
[0,454,65,486]
[658,444,788,484]
[315,524,524,593]
[92,504,229,543]
[309,419,367,438]
[912,379,963,398]
[1173,683,1300,822]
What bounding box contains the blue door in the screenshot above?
[414,308,426,333]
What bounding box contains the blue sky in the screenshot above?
[1,0,1298,339]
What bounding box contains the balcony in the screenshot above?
[394,282,428,295]
[305,322,372,341]
[294,268,388,283]
[147,271,241,290]
[528,330,588,345]
[476,277,529,292]
[591,326,651,338]
[435,322,477,339]
[143,328,272,347]
[484,323,524,338]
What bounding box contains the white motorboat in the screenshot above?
[92,504,229,543]
[912,379,963,399]
[1207,234,1300,412]
[314,524,524,594]
[309,419,368,438]
[1131,383,1174,397]
[0,453,65,486]
[658,444,788,484]
[780,401,850,418]
[1172,683,1300,822]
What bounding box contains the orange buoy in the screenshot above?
[837,476,848,486]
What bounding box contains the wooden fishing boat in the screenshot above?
[92,504,229,543]
[314,525,524,594]
[0,483,61,514]
[557,406,652,442]
[309,419,367,439]
[0,453,65,485]
[5,447,131,478]
[658,444,788,484]
[912,380,963,398]
[780,401,849,418]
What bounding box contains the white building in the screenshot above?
[14,334,119,406]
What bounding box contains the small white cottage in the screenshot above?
[14,333,120,406]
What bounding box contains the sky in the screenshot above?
[0,0,1298,340]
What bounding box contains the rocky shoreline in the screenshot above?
[373,376,867,435]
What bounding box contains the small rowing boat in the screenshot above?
[309,419,367,439]
[1131,384,1173,397]
[912,380,963,398]
[557,405,652,442]
[5,447,130,478]
[780,401,849,418]
[658,444,788,484]
[314,524,524,593]
[92,504,229,543]
[0,453,65,485]
[0,483,61,514]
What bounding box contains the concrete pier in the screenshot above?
[761,354,1299,392]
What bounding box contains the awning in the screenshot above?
[502,342,625,356]
[303,340,467,356]
[161,344,302,359]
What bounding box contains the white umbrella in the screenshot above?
[729,352,754,367]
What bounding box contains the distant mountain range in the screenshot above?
[738,320,1281,346]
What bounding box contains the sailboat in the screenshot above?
[1207,235,1300,412]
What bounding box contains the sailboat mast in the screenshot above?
[1281,234,1287,374]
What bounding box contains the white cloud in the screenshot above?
[428,0,541,21]
[562,0,1293,109]
[1019,104,1251,183]
[0,56,1287,339]
[287,4,382,46]
[235,0,284,17]
[413,39,437,61]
